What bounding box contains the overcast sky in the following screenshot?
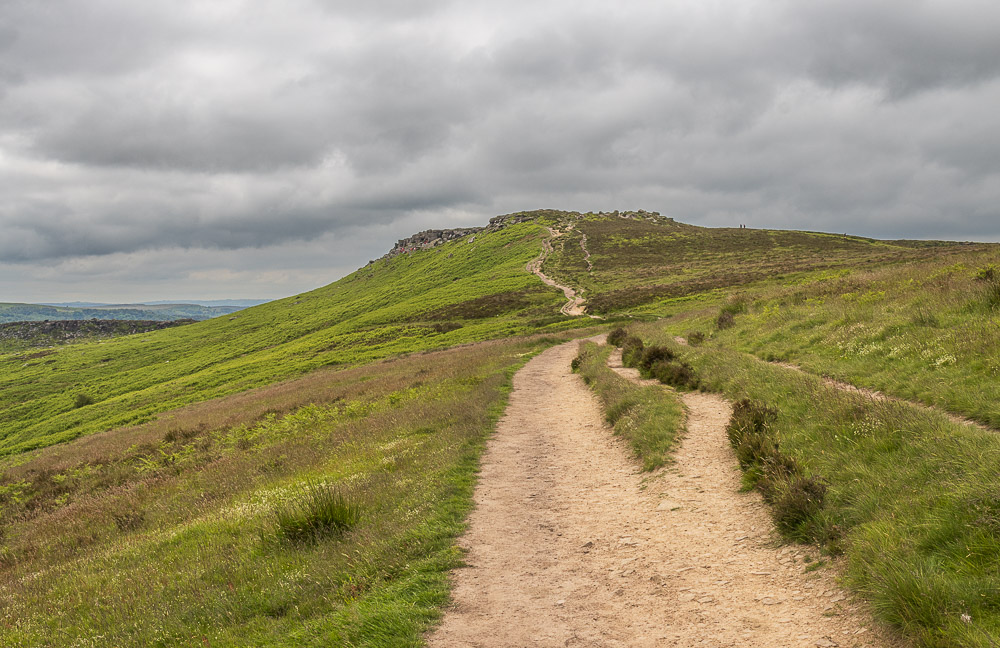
[2,0,1000,302]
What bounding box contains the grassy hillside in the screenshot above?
[656,248,1000,427]
[0,219,576,456]
[543,212,974,315]
[5,208,999,646]
[0,333,595,646]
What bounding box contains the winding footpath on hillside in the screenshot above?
[428,339,904,648]
[527,228,588,317]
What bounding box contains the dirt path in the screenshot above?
[526,228,588,317]
[771,361,990,432]
[429,340,903,648]
[580,232,593,272]
[675,334,987,431]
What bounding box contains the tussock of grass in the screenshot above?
[274,481,361,543]
[572,342,683,471]
[715,310,736,329]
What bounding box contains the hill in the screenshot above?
[44,299,270,308]
[0,215,575,455]
[0,302,250,323]
[2,209,999,646]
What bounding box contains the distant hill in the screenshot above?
[0,302,254,323]
[42,299,271,308]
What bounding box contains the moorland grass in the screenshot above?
[6,209,1000,646]
[573,341,684,471]
[667,247,1000,428]
[626,322,1000,646]
[0,220,582,457]
[554,214,972,315]
[0,333,592,646]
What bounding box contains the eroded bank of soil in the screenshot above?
[429,340,904,647]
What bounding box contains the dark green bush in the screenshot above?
[620,336,645,367]
[725,399,827,542]
[430,321,462,333]
[727,399,778,446]
[687,331,706,346]
[637,345,675,371]
[771,475,827,537]
[649,360,699,390]
[74,393,94,408]
[975,264,998,282]
[607,327,628,347]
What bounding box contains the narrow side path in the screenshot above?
[675,334,989,432]
[429,340,904,647]
[773,360,990,432]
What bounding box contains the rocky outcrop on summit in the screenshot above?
[383,227,483,259]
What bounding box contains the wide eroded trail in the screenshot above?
[428,340,903,648]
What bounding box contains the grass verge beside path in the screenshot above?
[573,342,684,471]
[628,321,1000,647]
[0,333,584,647]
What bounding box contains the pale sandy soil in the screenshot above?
[428,340,906,647]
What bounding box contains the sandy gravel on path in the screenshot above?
[428,340,905,648]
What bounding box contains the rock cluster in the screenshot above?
[381,227,484,260]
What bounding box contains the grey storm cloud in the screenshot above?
[2,0,1000,301]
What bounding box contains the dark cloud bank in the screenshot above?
[2,0,1000,301]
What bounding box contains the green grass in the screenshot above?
[7,208,1000,646]
[663,249,1000,428]
[0,333,585,646]
[572,341,684,471]
[541,212,972,316]
[623,323,1000,646]
[0,219,583,456]
[273,481,362,543]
